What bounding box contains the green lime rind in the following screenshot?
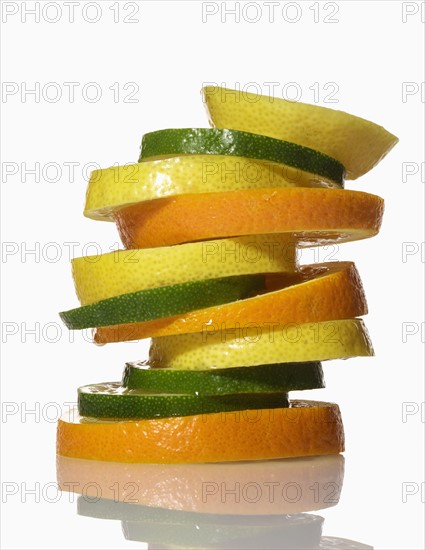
[139,128,345,186]
[60,274,264,330]
[122,361,325,394]
[77,382,289,419]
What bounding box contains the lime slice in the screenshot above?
[77,382,289,419]
[60,275,263,330]
[123,361,325,394]
[139,128,344,186]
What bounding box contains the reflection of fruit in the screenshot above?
[138,128,345,185]
[94,262,368,343]
[115,188,384,249]
[149,319,374,369]
[122,361,325,394]
[71,234,297,306]
[57,401,344,464]
[203,85,398,179]
[78,498,325,549]
[60,274,263,329]
[57,454,344,514]
[122,512,324,549]
[319,537,373,549]
[78,382,289,419]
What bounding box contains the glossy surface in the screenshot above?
[57,453,344,514]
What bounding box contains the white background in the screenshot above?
[1,1,424,549]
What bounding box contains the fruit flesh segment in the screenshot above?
[71,234,297,306]
[149,319,374,370]
[115,187,384,249]
[203,85,399,179]
[93,262,368,343]
[57,401,344,463]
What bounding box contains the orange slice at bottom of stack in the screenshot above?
[57,401,344,464]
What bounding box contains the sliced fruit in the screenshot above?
[84,155,327,221]
[71,234,297,306]
[122,361,325,393]
[57,400,344,463]
[57,454,344,514]
[115,187,384,249]
[203,85,399,179]
[78,382,289,419]
[149,319,374,370]
[60,275,263,330]
[139,128,345,185]
[93,262,367,343]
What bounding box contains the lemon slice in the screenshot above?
[149,319,374,370]
[203,86,398,179]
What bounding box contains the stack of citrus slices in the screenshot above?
[57,86,398,463]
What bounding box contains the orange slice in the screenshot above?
[57,454,344,514]
[115,188,384,249]
[57,401,344,464]
[94,262,367,343]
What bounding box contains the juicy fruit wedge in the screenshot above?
[57,401,344,463]
[139,128,345,185]
[203,86,399,179]
[78,382,289,419]
[71,234,297,306]
[57,454,344,514]
[115,187,384,249]
[60,275,263,329]
[122,361,325,394]
[93,262,368,343]
[84,155,329,221]
[149,319,374,370]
